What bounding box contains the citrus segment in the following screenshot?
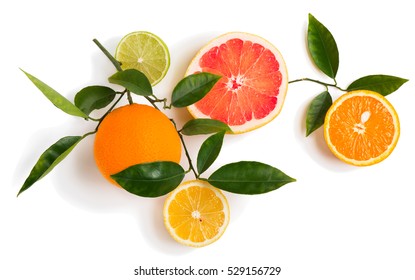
[324,90,399,166]
[186,32,288,133]
[163,180,230,247]
[94,104,181,186]
[115,31,170,86]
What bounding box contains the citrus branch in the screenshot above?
[144,96,160,110]
[87,116,101,122]
[180,134,198,178]
[95,91,126,131]
[150,95,171,109]
[93,39,199,180]
[289,77,347,91]
[93,39,122,72]
[169,119,198,178]
[145,96,198,178]
[126,91,133,105]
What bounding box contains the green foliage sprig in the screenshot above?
[18,39,295,197]
[290,14,408,136]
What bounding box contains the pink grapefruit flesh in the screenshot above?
[186,32,288,134]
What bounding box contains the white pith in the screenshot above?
[353,111,371,135]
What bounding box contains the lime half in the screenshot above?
[115,31,170,86]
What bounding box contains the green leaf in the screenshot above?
[307,14,339,79]
[197,131,225,175]
[18,136,83,196]
[21,69,89,119]
[180,119,232,135]
[171,72,221,107]
[111,161,185,197]
[346,75,408,96]
[208,161,296,195]
[108,69,152,96]
[306,91,332,136]
[74,86,116,115]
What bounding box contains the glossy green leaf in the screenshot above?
[171,72,221,107]
[346,75,408,96]
[208,161,296,195]
[197,131,225,175]
[21,69,89,119]
[180,119,231,135]
[307,14,339,79]
[111,161,185,197]
[74,86,116,115]
[17,136,83,196]
[108,69,152,96]
[306,91,332,136]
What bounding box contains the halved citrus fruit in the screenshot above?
[163,180,230,247]
[324,90,400,166]
[115,31,170,86]
[186,32,288,134]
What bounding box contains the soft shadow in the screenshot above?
[168,32,219,87]
[132,196,194,255]
[294,96,355,173]
[12,121,87,193]
[13,128,58,193]
[52,133,135,213]
[161,32,220,127]
[52,134,193,256]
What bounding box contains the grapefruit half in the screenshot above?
[186,32,288,134]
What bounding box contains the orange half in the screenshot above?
[324,90,400,166]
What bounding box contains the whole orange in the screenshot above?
[94,103,182,186]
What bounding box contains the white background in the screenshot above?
[2,0,414,279]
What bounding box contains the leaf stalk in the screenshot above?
[169,118,199,179]
[289,77,346,91]
[93,39,122,71]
